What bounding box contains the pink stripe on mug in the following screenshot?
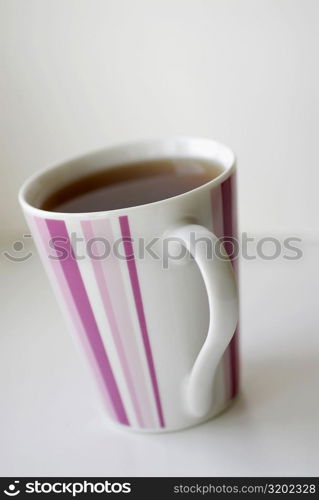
[29,215,118,421]
[46,218,129,425]
[86,217,159,428]
[221,174,239,399]
[119,215,165,428]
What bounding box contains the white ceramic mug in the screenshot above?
[19,137,239,432]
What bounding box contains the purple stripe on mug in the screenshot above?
[81,219,159,428]
[83,218,159,428]
[119,215,165,428]
[221,174,239,399]
[46,219,129,425]
[28,215,118,420]
[81,220,145,427]
[210,185,232,402]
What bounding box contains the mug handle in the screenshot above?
[171,224,238,417]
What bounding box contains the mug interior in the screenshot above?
[19,137,235,215]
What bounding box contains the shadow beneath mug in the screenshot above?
[97,353,318,442]
[160,351,319,438]
[243,354,317,405]
[91,353,319,476]
[204,351,319,432]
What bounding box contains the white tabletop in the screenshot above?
[1,235,318,477]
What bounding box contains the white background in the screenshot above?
[1,0,319,477]
[1,0,319,236]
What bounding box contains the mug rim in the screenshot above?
[18,136,236,219]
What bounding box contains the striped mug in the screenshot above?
[19,137,239,432]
